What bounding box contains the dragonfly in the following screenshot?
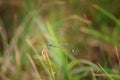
[46,43,77,54]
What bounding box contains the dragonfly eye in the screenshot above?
[71,49,76,53]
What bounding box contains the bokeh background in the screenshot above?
[0,0,120,80]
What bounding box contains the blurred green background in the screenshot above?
[0,0,120,80]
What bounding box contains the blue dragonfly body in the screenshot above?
[46,43,76,54]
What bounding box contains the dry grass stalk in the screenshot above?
[15,46,21,69]
[42,47,55,80]
[93,73,114,79]
[91,70,97,80]
[0,24,8,51]
[27,54,41,80]
[115,46,120,66]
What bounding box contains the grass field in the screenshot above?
[0,0,120,80]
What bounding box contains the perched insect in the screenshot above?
[46,43,77,54]
[46,44,57,48]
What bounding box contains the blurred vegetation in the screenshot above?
[0,0,120,80]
